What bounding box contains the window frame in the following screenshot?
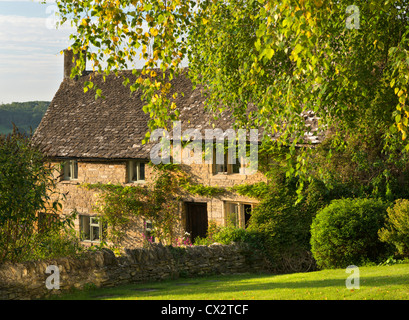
[127,160,146,183]
[62,159,78,181]
[224,202,254,228]
[79,215,104,243]
[212,145,247,175]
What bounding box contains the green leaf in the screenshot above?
[262,47,275,60]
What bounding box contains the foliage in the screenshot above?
[180,181,225,197]
[173,232,193,247]
[83,164,182,247]
[229,181,269,199]
[310,124,409,201]
[0,128,80,262]
[245,178,327,273]
[0,101,49,135]
[379,199,409,257]
[55,0,409,183]
[194,223,245,246]
[194,221,269,269]
[28,214,85,261]
[310,198,393,269]
[83,182,147,245]
[193,220,221,246]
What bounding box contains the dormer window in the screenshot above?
[127,160,146,183]
[62,160,78,181]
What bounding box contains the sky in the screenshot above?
[0,0,74,103]
[0,1,182,104]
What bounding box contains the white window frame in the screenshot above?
[224,202,254,228]
[80,215,103,243]
[127,160,146,183]
[63,159,78,181]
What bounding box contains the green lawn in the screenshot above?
[48,263,409,300]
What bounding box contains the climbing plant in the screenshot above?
[82,163,182,247]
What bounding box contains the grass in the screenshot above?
[48,263,409,300]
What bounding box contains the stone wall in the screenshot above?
[0,243,270,300]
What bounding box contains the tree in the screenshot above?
[54,0,409,181]
[0,129,76,262]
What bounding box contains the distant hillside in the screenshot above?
[0,101,50,135]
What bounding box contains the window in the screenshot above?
[127,160,146,182]
[226,203,240,227]
[144,219,155,242]
[213,145,246,175]
[62,160,78,180]
[225,202,254,228]
[79,215,105,242]
[214,151,228,174]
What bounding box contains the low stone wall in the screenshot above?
[0,243,270,300]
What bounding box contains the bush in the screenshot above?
[194,221,264,247]
[243,178,329,273]
[0,128,82,262]
[310,198,393,269]
[379,199,409,257]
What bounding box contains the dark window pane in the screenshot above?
[72,160,78,179]
[91,226,100,241]
[132,161,138,181]
[80,216,90,241]
[139,162,145,180]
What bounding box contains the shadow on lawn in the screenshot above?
[85,273,408,300]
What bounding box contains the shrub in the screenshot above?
[0,129,85,262]
[243,178,329,273]
[379,199,409,257]
[194,222,264,247]
[310,198,393,269]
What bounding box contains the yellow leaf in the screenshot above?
[150,27,158,36]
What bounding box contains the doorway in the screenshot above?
[185,202,208,243]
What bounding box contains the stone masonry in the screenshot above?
[0,243,271,300]
[52,158,267,247]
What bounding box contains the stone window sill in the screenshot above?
[59,180,80,185]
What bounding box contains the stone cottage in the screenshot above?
[31,50,322,248]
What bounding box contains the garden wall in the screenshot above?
[0,243,270,300]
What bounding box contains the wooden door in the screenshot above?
[185,202,208,242]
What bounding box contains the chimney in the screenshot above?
[64,48,86,80]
